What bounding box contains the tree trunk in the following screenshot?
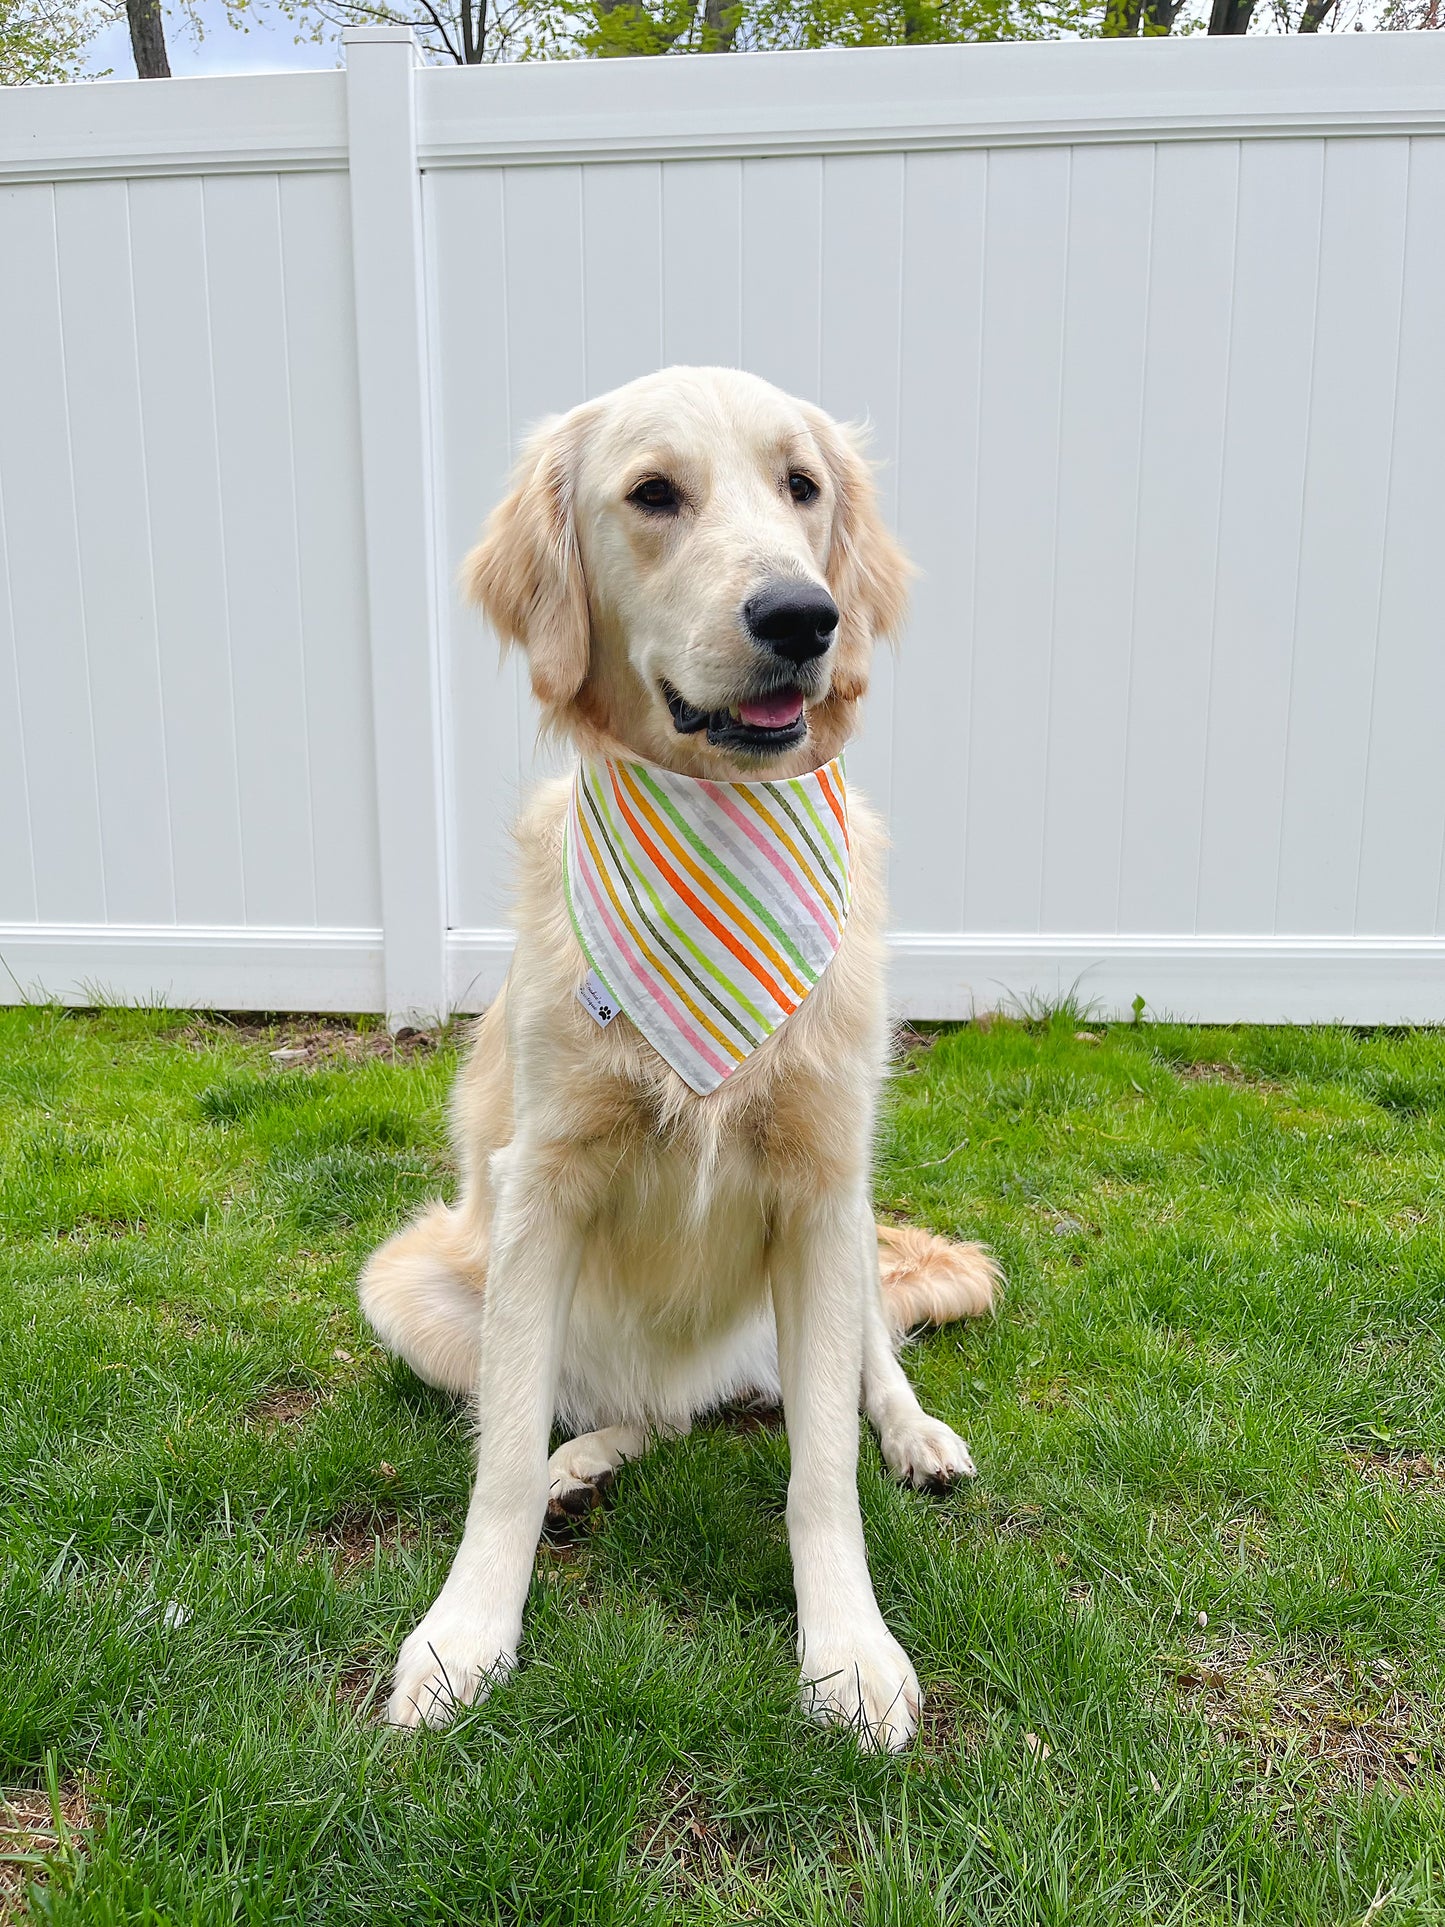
[126,0,170,75]
[702,0,737,43]
[1297,0,1337,27]
[1207,0,1256,28]
[460,0,485,62]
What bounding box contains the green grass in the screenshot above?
[2,1006,1443,1925]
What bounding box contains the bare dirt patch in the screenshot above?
[1346,1450,1445,1491]
[959,1494,1047,1545]
[915,1679,986,1759]
[53,1217,146,1244]
[712,1399,784,1437]
[247,1384,324,1431]
[172,1015,449,1065]
[1167,1639,1439,1795]
[1214,1510,1271,1559]
[303,1511,422,1579]
[1170,1061,1278,1090]
[891,1023,942,1065]
[1,1781,89,1920]
[636,1772,767,1894]
[333,1659,387,1719]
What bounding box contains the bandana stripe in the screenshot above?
[609,764,804,1007]
[581,773,765,1045]
[569,822,736,1084]
[816,765,849,843]
[635,766,817,984]
[789,776,847,879]
[701,782,841,949]
[734,783,845,928]
[565,753,851,1094]
[763,781,846,917]
[573,797,746,1065]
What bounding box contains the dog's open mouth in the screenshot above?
[662,681,808,756]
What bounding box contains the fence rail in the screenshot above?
[3,32,1444,1024]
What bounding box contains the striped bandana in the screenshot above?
[563,753,852,1094]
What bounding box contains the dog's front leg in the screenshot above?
[387,1144,582,1729]
[772,1189,921,1752]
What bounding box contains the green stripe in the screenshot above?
[563,824,611,999]
[763,782,845,917]
[631,764,816,984]
[788,776,847,888]
[582,774,763,1045]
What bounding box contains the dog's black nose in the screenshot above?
[743,580,840,665]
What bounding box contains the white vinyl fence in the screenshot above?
[2,32,1444,1025]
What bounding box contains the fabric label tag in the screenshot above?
[577,969,618,1028]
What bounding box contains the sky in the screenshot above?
[83,0,344,77]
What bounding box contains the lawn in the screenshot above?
[2,1005,1443,1925]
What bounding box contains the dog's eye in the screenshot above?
[788,471,820,505]
[628,476,680,514]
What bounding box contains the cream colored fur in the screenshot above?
[360,367,998,1750]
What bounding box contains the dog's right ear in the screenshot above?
[462,410,593,708]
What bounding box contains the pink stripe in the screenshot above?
[698,783,837,945]
[574,827,732,1082]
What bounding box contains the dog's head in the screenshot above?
[463,366,911,776]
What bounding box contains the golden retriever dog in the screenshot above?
[360,366,997,1750]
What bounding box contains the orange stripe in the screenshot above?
[817,765,849,848]
[610,767,802,1009]
[576,803,745,1062]
[615,765,811,1001]
[734,785,843,931]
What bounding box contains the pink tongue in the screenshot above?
[738,690,805,730]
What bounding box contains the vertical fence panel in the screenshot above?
[54,178,176,926]
[279,170,382,932]
[740,158,823,403]
[660,160,743,369]
[1117,139,1239,937]
[963,145,1073,933]
[582,163,664,398]
[888,149,986,939]
[1276,138,1411,937]
[204,171,319,928]
[1195,139,1324,938]
[128,174,248,930]
[0,185,107,927]
[1355,138,1445,938]
[1038,143,1153,939]
[0,436,37,922]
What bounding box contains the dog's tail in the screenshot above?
[359,1200,487,1397]
[876,1222,1000,1341]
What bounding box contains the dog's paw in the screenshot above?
[881,1412,976,1490]
[386,1607,515,1730]
[799,1622,921,1752]
[545,1437,617,1525]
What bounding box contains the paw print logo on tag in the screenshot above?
[578,970,618,1029]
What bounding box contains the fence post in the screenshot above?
[343,26,448,1029]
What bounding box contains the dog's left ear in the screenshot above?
[461,408,595,709]
[805,409,912,700]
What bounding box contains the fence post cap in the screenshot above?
[341,24,420,43]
